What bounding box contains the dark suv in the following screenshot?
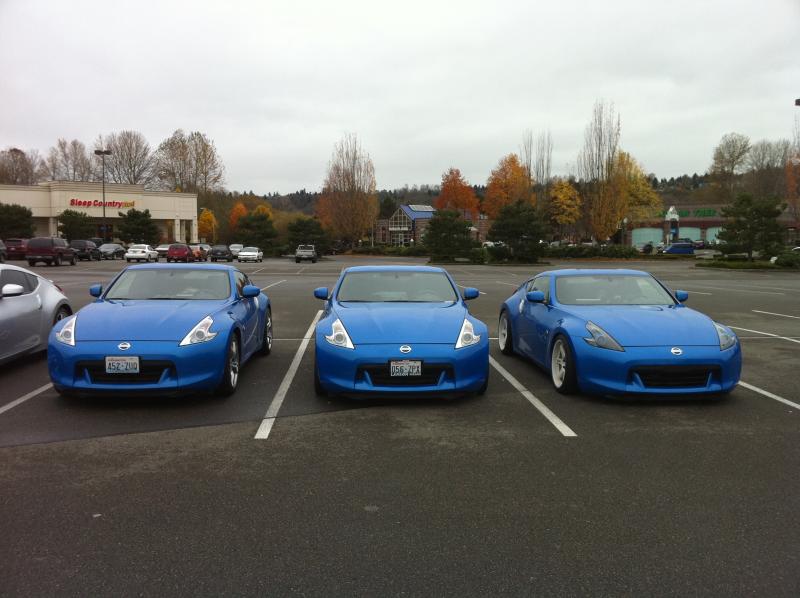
[5,238,28,260]
[0,239,6,263]
[69,240,101,261]
[26,237,77,266]
[209,244,234,262]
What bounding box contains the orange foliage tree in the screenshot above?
[483,154,534,219]
[434,168,479,219]
[198,208,219,243]
[228,202,248,233]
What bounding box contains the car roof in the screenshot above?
[126,263,236,271]
[539,268,651,277]
[343,265,446,274]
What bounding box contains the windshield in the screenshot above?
[212,245,228,250]
[298,245,314,250]
[337,271,458,302]
[130,245,147,250]
[555,275,675,306]
[242,247,258,252]
[99,244,118,251]
[105,269,232,300]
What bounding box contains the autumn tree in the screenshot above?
[549,179,582,238]
[252,203,273,220]
[611,152,663,223]
[198,208,219,243]
[743,139,790,199]
[154,129,225,193]
[315,133,378,244]
[709,132,751,200]
[483,154,533,219]
[228,202,248,234]
[434,167,479,218]
[94,130,156,186]
[43,138,93,181]
[0,148,42,184]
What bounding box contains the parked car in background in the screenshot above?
[663,242,695,255]
[229,244,244,257]
[190,244,209,261]
[209,245,234,262]
[692,239,706,250]
[1,263,72,365]
[237,247,263,262]
[295,244,317,263]
[167,243,195,263]
[89,237,104,247]
[0,240,6,263]
[5,238,29,260]
[125,244,159,262]
[69,240,101,261]
[48,264,272,397]
[26,237,77,266]
[98,243,126,260]
[155,244,171,259]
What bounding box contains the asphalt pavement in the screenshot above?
[1,255,799,596]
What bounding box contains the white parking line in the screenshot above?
[260,279,286,291]
[254,310,323,440]
[682,285,784,296]
[489,356,577,437]
[0,383,53,416]
[251,267,266,274]
[739,381,800,411]
[729,326,800,345]
[495,281,518,287]
[752,310,800,320]
[455,284,486,295]
[683,290,713,295]
[297,266,308,274]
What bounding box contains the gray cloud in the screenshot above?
[1,0,798,192]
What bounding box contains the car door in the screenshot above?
[517,275,554,365]
[0,269,42,360]
[233,271,259,357]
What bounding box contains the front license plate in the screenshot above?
[105,356,140,374]
[390,360,422,377]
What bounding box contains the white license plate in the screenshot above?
[390,360,422,377]
[105,356,140,374]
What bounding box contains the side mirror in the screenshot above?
[1,283,24,298]
[675,290,689,302]
[242,284,261,298]
[89,284,103,297]
[462,287,480,300]
[526,290,546,303]
[313,287,329,300]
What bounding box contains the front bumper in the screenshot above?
[315,337,489,398]
[48,337,229,396]
[569,336,742,395]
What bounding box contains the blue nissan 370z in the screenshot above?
[48,263,273,397]
[313,265,489,398]
[497,268,741,397]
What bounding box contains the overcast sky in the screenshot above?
[1,0,798,193]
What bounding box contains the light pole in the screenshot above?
[94,149,112,241]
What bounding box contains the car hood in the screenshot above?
[334,302,467,344]
[75,300,228,341]
[562,305,720,347]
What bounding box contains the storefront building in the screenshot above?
[0,181,198,242]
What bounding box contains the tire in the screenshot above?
[295,258,300,264]
[28,260,36,267]
[53,254,61,267]
[216,333,240,397]
[498,310,514,355]
[53,305,71,325]
[312,259,317,263]
[259,309,273,356]
[70,255,76,265]
[550,335,578,395]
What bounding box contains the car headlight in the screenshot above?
[714,322,736,350]
[179,315,218,346]
[55,315,77,346]
[455,318,481,349]
[324,318,354,349]
[584,321,624,352]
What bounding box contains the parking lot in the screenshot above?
[1,255,799,596]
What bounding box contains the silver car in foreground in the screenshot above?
[0,264,72,365]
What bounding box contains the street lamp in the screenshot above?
[94,149,112,241]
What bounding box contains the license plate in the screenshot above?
[105,356,140,374]
[390,360,422,377]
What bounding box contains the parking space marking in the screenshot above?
[681,285,784,296]
[495,281,518,287]
[729,326,800,345]
[297,266,308,274]
[260,279,286,291]
[489,357,577,437]
[455,284,486,295]
[254,310,323,440]
[251,267,266,274]
[0,383,53,416]
[684,290,713,295]
[739,381,800,411]
[752,310,800,320]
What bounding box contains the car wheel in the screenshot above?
[70,255,76,265]
[127,259,131,262]
[28,260,36,267]
[314,359,327,397]
[498,310,514,355]
[53,306,71,325]
[216,334,240,397]
[53,254,61,267]
[260,309,273,356]
[550,336,578,395]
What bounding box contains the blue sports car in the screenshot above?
[48,263,273,397]
[498,269,741,396]
[313,265,489,398]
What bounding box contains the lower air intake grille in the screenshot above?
[633,365,719,388]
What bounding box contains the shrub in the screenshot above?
[469,247,487,264]
[775,252,800,269]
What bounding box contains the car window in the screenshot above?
[1,269,35,294]
[555,275,675,305]
[105,269,232,300]
[234,271,247,296]
[27,238,52,249]
[526,276,550,301]
[337,271,458,302]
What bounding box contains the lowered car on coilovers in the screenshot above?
[497,268,741,397]
[313,266,489,399]
[48,264,273,397]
